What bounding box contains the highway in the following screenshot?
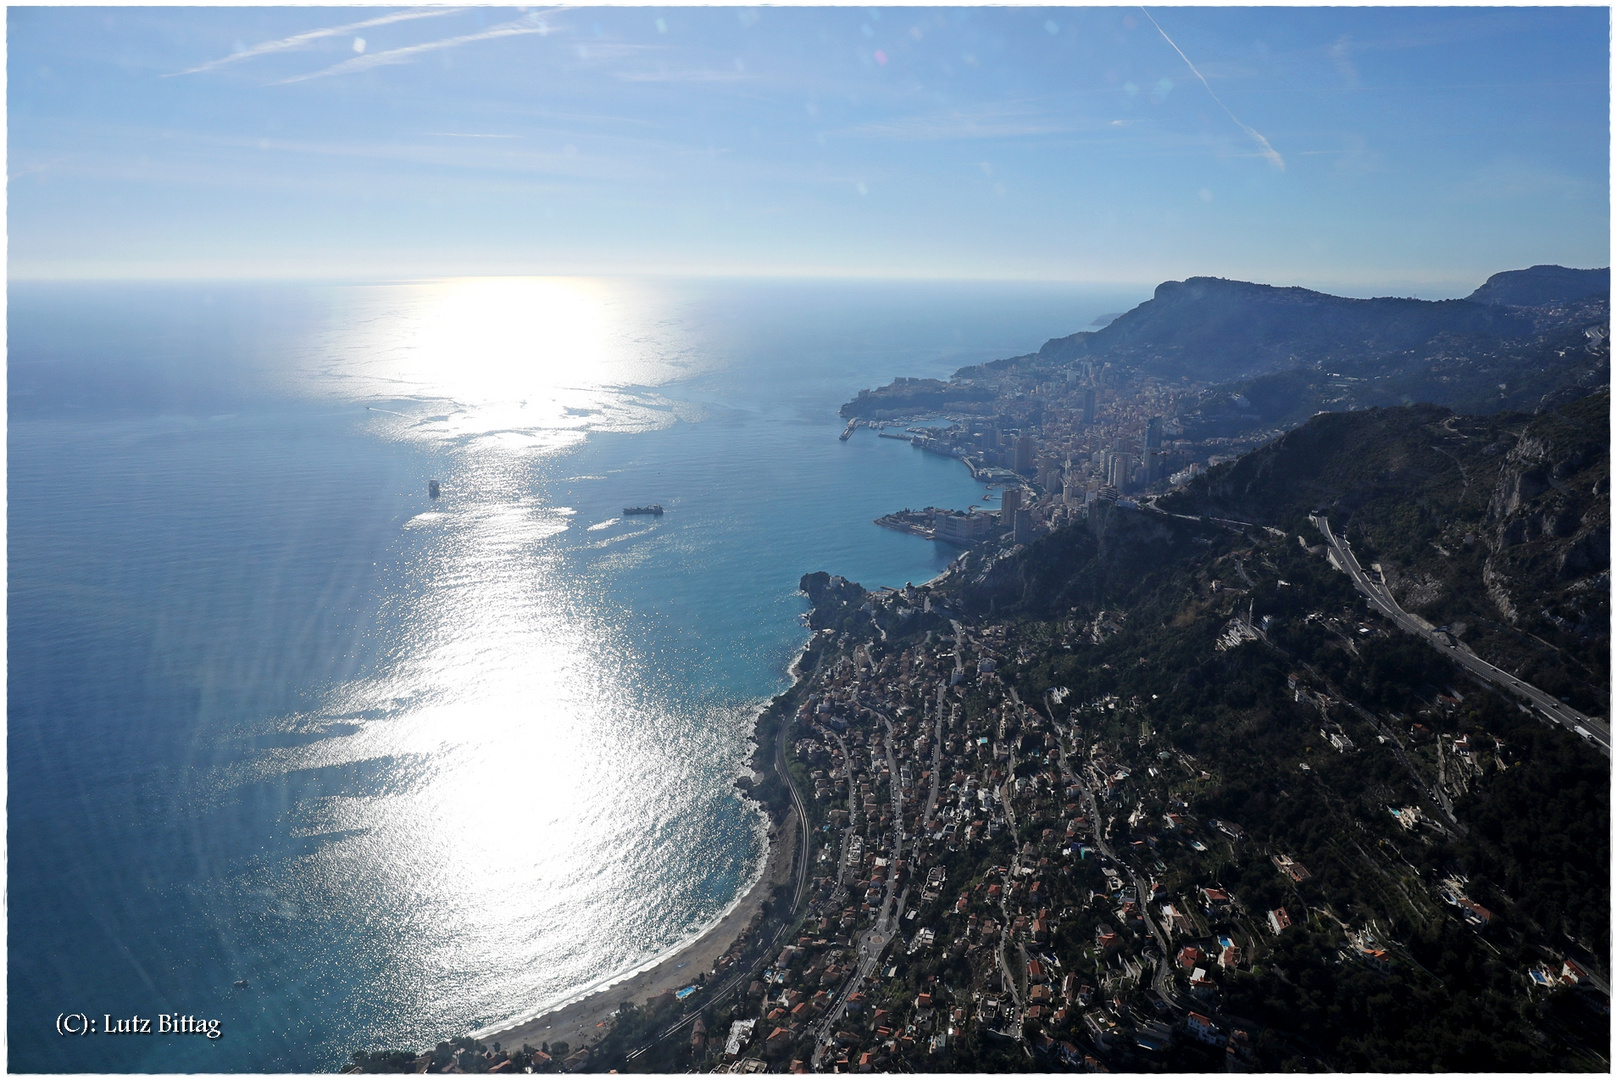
[1312,514,1610,759]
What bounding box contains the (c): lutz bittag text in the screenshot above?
[57,1013,222,1039]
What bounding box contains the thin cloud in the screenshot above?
[275,13,558,84]
[846,102,1080,141]
[9,156,69,182]
[1329,35,1359,86]
[614,69,749,83]
[166,9,462,76]
[1140,7,1285,171]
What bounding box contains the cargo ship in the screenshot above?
[840,419,858,441]
[623,505,664,515]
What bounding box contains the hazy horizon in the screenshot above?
[10,267,1600,305]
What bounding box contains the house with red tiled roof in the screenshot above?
[764,1027,793,1058]
[1185,1012,1223,1046]
[1458,898,1493,928]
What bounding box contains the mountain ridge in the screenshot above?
[1020,266,1606,386]
[1467,265,1610,308]
[839,263,1608,429]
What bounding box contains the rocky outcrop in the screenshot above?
[799,572,868,631]
[1481,390,1609,623]
[839,377,996,419]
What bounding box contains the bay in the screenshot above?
[7,277,1144,1071]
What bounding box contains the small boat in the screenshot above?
[233,979,250,990]
[623,505,664,516]
[428,479,440,499]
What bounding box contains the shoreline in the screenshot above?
[475,804,798,1054]
[474,675,811,1057]
[431,438,969,1066]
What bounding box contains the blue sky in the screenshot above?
[8,6,1610,294]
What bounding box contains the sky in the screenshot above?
[7,5,1611,295]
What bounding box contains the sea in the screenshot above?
[7,276,1146,1071]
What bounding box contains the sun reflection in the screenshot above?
[236,281,764,1047]
[403,277,613,404]
[246,486,764,1039]
[301,277,697,447]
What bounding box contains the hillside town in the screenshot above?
[343,280,1607,1075]
[679,492,1606,1073]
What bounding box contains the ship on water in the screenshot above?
[839,418,858,441]
[623,504,663,515]
[428,479,440,499]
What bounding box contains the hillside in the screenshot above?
[931,266,1609,437]
[1033,277,1539,383]
[843,268,1608,448]
[748,404,1611,1070]
[840,396,1611,1069]
[372,391,1609,1075]
[1468,265,1610,308]
[1161,390,1609,716]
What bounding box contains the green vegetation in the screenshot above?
[352,393,1607,1073]
[1165,390,1609,715]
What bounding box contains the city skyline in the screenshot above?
[8,5,1610,295]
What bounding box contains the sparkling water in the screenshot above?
[8,277,1143,1071]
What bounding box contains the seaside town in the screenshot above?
[853,355,1292,548]
[14,3,1611,1073]
[350,392,1608,1074]
[346,276,1608,1074]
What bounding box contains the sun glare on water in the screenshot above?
[403,277,614,403]
[302,276,695,451]
[241,277,761,1045]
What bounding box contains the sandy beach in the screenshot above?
[477,808,799,1054]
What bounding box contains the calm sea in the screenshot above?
[8,277,1144,1071]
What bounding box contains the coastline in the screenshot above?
[476,804,798,1054]
[474,662,814,1058]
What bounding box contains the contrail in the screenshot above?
[1140,7,1285,171]
[274,12,556,84]
[166,9,463,76]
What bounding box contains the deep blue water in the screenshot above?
[8,277,1145,1071]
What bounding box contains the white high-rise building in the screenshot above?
[1107,452,1135,490]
